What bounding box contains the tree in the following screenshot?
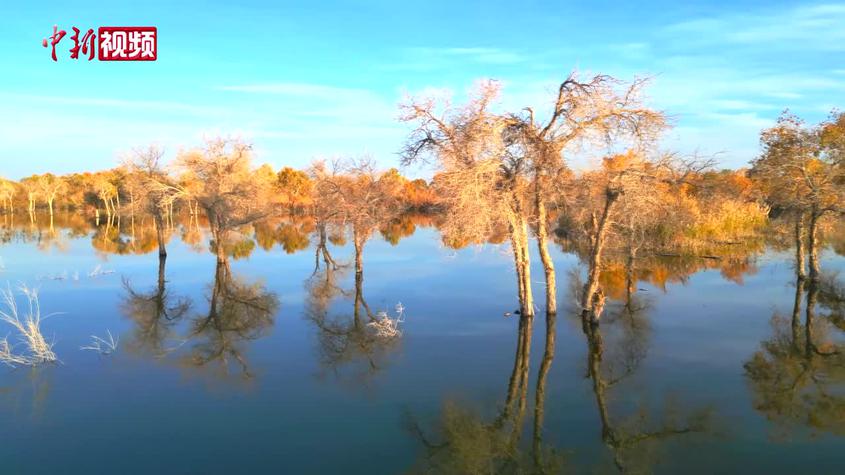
[507,73,666,316]
[123,145,179,258]
[752,111,845,280]
[33,174,66,217]
[310,157,402,276]
[401,80,537,317]
[276,166,313,213]
[176,138,274,263]
[91,172,119,219]
[19,176,39,217]
[0,179,16,214]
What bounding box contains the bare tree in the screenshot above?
[401,81,537,317]
[33,174,66,217]
[19,177,39,220]
[123,145,179,258]
[310,157,402,276]
[507,73,666,316]
[0,179,16,214]
[564,151,707,324]
[176,138,274,263]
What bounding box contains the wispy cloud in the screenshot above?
[662,3,845,50]
[382,46,528,72]
[0,93,221,116]
[217,82,379,98]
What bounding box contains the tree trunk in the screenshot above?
[625,245,637,308]
[507,191,534,318]
[581,190,619,324]
[795,211,806,280]
[807,208,821,281]
[353,225,364,276]
[518,216,534,317]
[154,211,167,257]
[508,220,527,309]
[534,191,557,316]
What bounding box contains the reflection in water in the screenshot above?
[0,366,53,419]
[185,258,279,378]
[744,271,845,438]
[305,224,400,382]
[406,314,567,474]
[407,271,712,473]
[2,207,845,470]
[120,247,279,379]
[121,254,191,356]
[582,317,710,473]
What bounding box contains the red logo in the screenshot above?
[98,27,157,61]
[42,25,157,62]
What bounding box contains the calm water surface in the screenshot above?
[0,214,843,474]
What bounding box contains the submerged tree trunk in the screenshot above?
[207,210,227,265]
[625,246,637,308]
[154,211,167,258]
[807,208,821,281]
[581,189,619,324]
[534,191,557,316]
[507,191,535,318]
[795,211,806,280]
[353,225,364,276]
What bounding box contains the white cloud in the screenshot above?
[662,2,845,50]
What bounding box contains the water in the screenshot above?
[0,214,843,474]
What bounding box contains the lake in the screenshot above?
[0,213,843,474]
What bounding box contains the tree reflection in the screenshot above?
[121,254,191,356]
[582,319,710,473]
[744,271,845,438]
[304,230,399,382]
[568,266,711,472]
[185,258,279,378]
[405,314,567,474]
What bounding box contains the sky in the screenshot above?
[2,1,844,179]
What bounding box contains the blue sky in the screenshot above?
[2,1,844,179]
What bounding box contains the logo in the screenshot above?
[42,25,157,62]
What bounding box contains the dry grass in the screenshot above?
[80,330,119,355]
[686,201,769,242]
[0,285,58,367]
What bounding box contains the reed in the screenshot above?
[0,285,58,367]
